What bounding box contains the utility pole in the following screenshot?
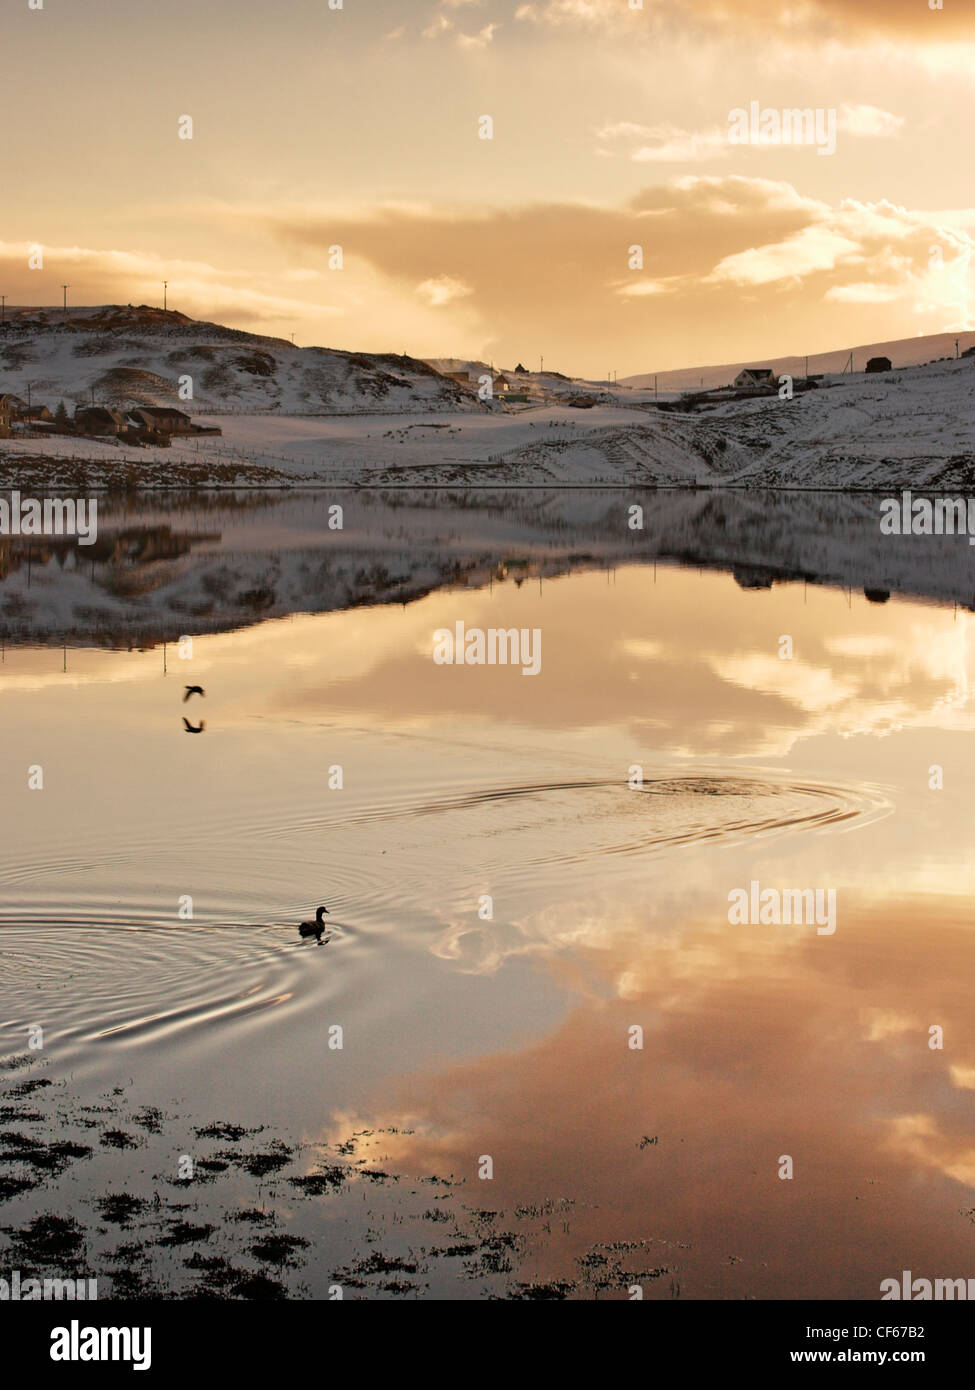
[0,295,5,326]
[61,284,69,315]
[955,338,960,359]
[163,281,168,311]
[539,355,543,374]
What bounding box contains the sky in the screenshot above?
[3,0,974,376]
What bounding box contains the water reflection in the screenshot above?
[1,489,974,1298]
[339,895,975,1299]
[4,487,975,648]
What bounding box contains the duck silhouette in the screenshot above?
[183,685,205,702]
[182,717,206,733]
[298,905,329,943]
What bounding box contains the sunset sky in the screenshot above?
[4,0,974,375]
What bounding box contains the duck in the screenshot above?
[298,905,330,943]
[182,717,205,733]
[183,685,206,702]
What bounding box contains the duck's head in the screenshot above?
[316,905,330,921]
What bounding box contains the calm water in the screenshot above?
[2,489,974,1299]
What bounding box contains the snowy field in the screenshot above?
[2,354,973,490]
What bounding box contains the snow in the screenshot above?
[1,308,973,489]
[622,329,975,392]
[0,304,476,414]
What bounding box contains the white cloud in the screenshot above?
[837,103,905,138]
[516,0,621,25]
[598,121,728,163]
[423,15,454,38]
[825,281,903,303]
[457,22,498,48]
[417,275,474,306]
[599,104,904,166]
[616,279,671,298]
[706,224,862,285]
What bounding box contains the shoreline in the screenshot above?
[1,465,974,497]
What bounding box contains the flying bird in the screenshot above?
[298,906,330,943]
[183,685,205,702]
[182,717,205,733]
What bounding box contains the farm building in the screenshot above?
[75,405,126,436]
[866,356,892,373]
[733,368,775,389]
[124,408,220,439]
[126,406,194,435]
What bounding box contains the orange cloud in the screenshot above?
[518,0,974,40]
[272,178,975,372]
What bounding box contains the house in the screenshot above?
[20,404,53,423]
[866,356,892,373]
[126,406,194,435]
[493,375,510,393]
[0,394,28,417]
[75,405,126,436]
[124,408,220,441]
[0,399,10,439]
[442,371,471,386]
[733,368,775,389]
[513,363,529,375]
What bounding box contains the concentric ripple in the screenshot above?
[254,768,890,871]
[0,768,890,1073]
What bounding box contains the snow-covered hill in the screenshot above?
[1,310,973,489]
[3,356,973,490]
[0,305,477,414]
[622,329,975,393]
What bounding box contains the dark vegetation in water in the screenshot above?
[99,1129,141,1150]
[0,1055,680,1299]
[95,1193,147,1226]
